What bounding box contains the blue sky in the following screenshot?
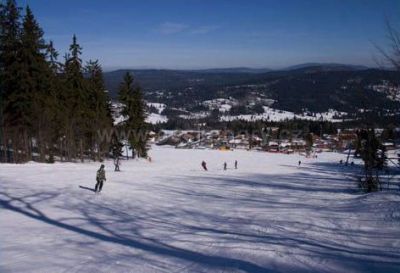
[23,0,400,70]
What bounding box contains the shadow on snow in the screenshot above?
[1,160,399,272]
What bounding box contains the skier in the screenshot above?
[95,164,106,193]
[114,157,120,172]
[223,162,227,171]
[201,161,207,171]
[339,159,343,165]
[298,160,301,166]
[234,160,238,169]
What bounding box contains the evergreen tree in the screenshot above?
[85,59,112,161]
[44,40,63,162]
[64,34,89,161]
[111,133,123,159]
[0,1,6,161]
[356,129,387,192]
[1,0,22,162]
[0,3,115,163]
[19,6,52,161]
[131,82,148,157]
[118,72,148,158]
[304,132,313,154]
[47,40,62,73]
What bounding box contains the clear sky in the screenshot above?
[23,0,400,70]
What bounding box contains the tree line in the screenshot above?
[0,0,147,163]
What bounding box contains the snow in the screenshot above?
[147,102,167,114]
[144,102,168,124]
[146,113,168,124]
[1,147,399,272]
[179,111,210,120]
[114,114,168,126]
[221,107,347,123]
[202,98,238,113]
[219,104,232,112]
[112,114,127,125]
[112,102,168,125]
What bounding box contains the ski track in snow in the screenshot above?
[0,146,399,273]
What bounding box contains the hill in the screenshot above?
[1,147,399,272]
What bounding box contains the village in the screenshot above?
[152,128,399,155]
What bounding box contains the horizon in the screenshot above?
[24,0,400,70]
[101,62,373,72]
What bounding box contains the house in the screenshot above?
[266,141,279,152]
[291,139,307,151]
[338,130,358,150]
[382,142,395,150]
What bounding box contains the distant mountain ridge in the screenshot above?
[103,63,399,116]
[103,63,373,97]
[190,67,272,74]
[105,63,370,75]
[283,63,369,72]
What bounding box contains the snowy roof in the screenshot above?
[382,142,395,146]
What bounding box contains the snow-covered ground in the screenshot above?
[202,98,238,113]
[147,103,167,114]
[146,113,168,124]
[221,107,347,123]
[146,103,168,124]
[179,111,210,120]
[112,102,168,125]
[1,147,399,273]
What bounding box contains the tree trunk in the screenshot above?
[80,139,84,163]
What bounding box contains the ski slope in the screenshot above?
[0,147,399,273]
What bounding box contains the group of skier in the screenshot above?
[96,154,360,193]
[94,157,240,193]
[201,160,238,171]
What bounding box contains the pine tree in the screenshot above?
[19,6,52,162]
[47,40,62,73]
[0,3,114,163]
[42,41,64,162]
[304,132,313,155]
[118,72,148,158]
[1,0,22,162]
[111,133,123,159]
[64,34,89,161]
[85,59,112,161]
[356,129,387,192]
[131,83,148,157]
[0,1,6,162]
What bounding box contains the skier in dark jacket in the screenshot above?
[234,160,238,169]
[95,164,106,193]
[201,161,207,171]
[223,162,227,171]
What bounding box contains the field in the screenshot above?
[1,147,399,273]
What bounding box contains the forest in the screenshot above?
[0,0,147,163]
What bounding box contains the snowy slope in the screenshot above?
[147,102,167,114]
[146,103,168,124]
[112,102,168,125]
[1,147,399,273]
[146,113,168,124]
[221,107,347,123]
